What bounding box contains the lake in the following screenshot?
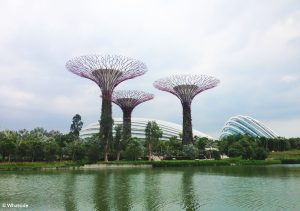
[1,165,300,210]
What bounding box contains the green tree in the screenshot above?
[86,140,101,163]
[165,136,182,157]
[228,142,244,158]
[0,131,17,162]
[66,141,86,161]
[182,144,199,159]
[44,141,59,162]
[114,124,123,161]
[239,137,255,159]
[17,141,32,161]
[70,114,83,139]
[55,133,73,161]
[30,141,44,162]
[253,147,268,160]
[125,139,144,160]
[145,121,163,160]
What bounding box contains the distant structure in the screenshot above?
[80,117,213,140]
[154,74,219,145]
[220,115,278,139]
[111,90,154,140]
[66,55,147,161]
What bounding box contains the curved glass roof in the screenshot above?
[220,115,278,139]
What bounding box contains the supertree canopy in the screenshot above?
[66,55,147,161]
[111,90,154,141]
[154,74,219,145]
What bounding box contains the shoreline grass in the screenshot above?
[1,157,299,170]
[268,150,300,160]
[0,161,82,170]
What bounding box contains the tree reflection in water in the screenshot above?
[94,170,111,211]
[144,171,162,210]
[64,173,77,211]
[180,171,201,211]
[113,170,132,211]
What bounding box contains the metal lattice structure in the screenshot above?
[66,55,147,98]
[111,90,154,141]
[66,54,147,161]
[154,74,220,145]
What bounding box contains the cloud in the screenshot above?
[265,118,300,138]
[0,85,36,108]
[281,75,299,82]
[0,0,300,137]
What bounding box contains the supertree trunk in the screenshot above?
[182,102,193,145]
[122,108,133,142]
[100,93,113,162]
[66,55,147,162]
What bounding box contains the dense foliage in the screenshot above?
[218,135,300,160]
[1,117,300,162]
[145,121,163,160]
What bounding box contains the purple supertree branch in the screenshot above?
[153,74,220,104]
[111,90,154,110]
[66,54,147,95]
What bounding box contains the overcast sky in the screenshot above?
[0,0,299,139]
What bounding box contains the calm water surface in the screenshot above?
[1,165,300,211]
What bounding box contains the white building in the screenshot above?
[80,117,213,140]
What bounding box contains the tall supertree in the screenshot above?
[66,55,147,161]
[153,74,219,145]
[111,90,154,141]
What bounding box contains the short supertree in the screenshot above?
[111,90,154,141]
[66,55,147,161]
[153,74,220,145]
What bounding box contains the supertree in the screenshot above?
[111,90,154,141]
[66,55,147,161]
[153,74,219,145]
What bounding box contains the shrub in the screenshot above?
[125,139,144,160]
[182,144,199,159]
[86,142,101,163]
[211,150,221,160]
[253,147,268,160]
[44,142,59,162]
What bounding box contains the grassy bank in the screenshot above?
[1,157,298,170]
[268,150,300,164]
[269,150,300,159]
[96,159,281,167]
[151,159,281,167]
[0,161,82,170]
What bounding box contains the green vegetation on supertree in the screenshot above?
[66,55,147,161]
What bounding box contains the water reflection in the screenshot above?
[180,171,199,211]
[0,165,300,210]
[64,173,77,211]
[94,170,111,211]
[144,171,163,210]
[113,171,132,211]
[197,165,300,178]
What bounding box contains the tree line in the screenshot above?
[1,114,300,162]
